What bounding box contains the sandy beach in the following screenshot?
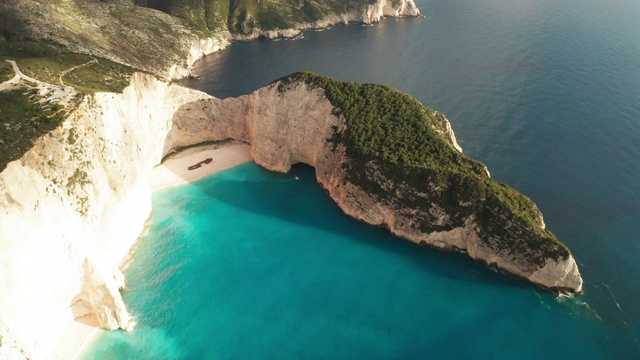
[53,320,102,360]
[148,141,254,192]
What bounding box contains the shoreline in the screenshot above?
[148,141,254,192]
[55,142,253,360]
[52,320,102,360]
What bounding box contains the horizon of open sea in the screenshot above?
[83,0,640,358]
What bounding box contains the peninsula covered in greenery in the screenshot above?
[278,72,571,265]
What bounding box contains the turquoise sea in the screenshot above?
[84,0,640,358]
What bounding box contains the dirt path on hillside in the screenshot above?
[59,58,98,87]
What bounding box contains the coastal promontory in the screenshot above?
[169,72,584,295]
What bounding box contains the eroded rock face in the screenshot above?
[0,74,209,359]
[529,257,584,293]
[169,80,583,295]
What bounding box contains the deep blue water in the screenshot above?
[84,0,640,358]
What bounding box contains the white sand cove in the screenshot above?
[148,142,253,192]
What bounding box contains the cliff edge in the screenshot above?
[0,74,210,359]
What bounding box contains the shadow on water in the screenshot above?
[187,162,530,293]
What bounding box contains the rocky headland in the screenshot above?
[169,72,583,296]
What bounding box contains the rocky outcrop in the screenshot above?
[168,37,231,80]
[0,74,209,359]
[169,78,583,295]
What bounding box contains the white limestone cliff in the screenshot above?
[0,74,209,359]
[168,37,231,80]
[363,0,421,23]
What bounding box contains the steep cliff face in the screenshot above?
[0,74,208,359]
[169,77,583,294]
[169,37,230,80]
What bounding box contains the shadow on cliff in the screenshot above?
[187,163,530,292]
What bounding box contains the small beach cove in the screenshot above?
[51,141,255,360]
[148,141,253,192]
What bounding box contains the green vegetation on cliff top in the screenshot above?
[0,60,13,82]
[138,0,369,34]
[0,90,65,172]
[277,72,570,265]
[0,40,137,171]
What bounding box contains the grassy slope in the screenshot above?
[0,0,197,75]
[0,90,65,172]
[278,72,570,264]
[0,61,13,81]
[63,59,136,94]
[0,39,137,171]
